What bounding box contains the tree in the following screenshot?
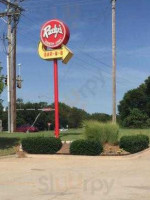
[1,98,112,131]
[122,108,149,128]
[118,76,150,128]
[69,107,85,128]
[16,100,50,130]
[90,113,111,122]
[15,101,90,130]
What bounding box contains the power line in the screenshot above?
[23,0,104,8]
[17,1,137,87]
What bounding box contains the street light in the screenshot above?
[17,63,22,89]
[18,63,21,76]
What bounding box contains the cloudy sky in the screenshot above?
[0,0,150,114]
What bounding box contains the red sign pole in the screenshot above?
[39,19,73,138]
[53,59,59,138]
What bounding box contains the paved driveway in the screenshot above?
[0,150,150,200]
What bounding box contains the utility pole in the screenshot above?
[10,6,17,132]
[7,0,11,133]
[0,0,24,132]
[112,0,117,123]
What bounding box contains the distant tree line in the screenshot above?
[1,98,111,131]
[2,73,150,130]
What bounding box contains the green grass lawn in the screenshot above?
[0,147,17,157]
[0,128,150,141]
[119,128,150,139]
[0,128,150,156]
[0,128,84,140]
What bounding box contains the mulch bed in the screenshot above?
[101,143,129,156]
[57,143,129,156]
[57,143,70,155]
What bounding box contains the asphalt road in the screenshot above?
[0,150,150,200]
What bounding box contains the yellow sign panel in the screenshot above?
[38,42,73,64]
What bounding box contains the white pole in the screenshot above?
[7,0,11,132]
[112,0,117,123]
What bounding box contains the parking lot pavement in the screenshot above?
[0,151,150,200]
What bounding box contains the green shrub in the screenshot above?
[104,123,119,145]
[146,118,150,127]
[83,120,119,145]
[22,136,62,154]
[0,137,20,149]
[120,135,149,153]
[70,139,103,156]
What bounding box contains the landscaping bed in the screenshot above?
[57,142,129,156]
[1,123,149,157]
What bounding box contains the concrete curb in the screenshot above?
[121,147,150,158]
[25,147,150,160]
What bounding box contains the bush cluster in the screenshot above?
[22,136,62,154]
[0,137,20,149]
[70,139,103,156]
[119,135,149,153]
[83,120,119,145]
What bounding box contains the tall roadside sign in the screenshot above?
[38,19,73,138]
